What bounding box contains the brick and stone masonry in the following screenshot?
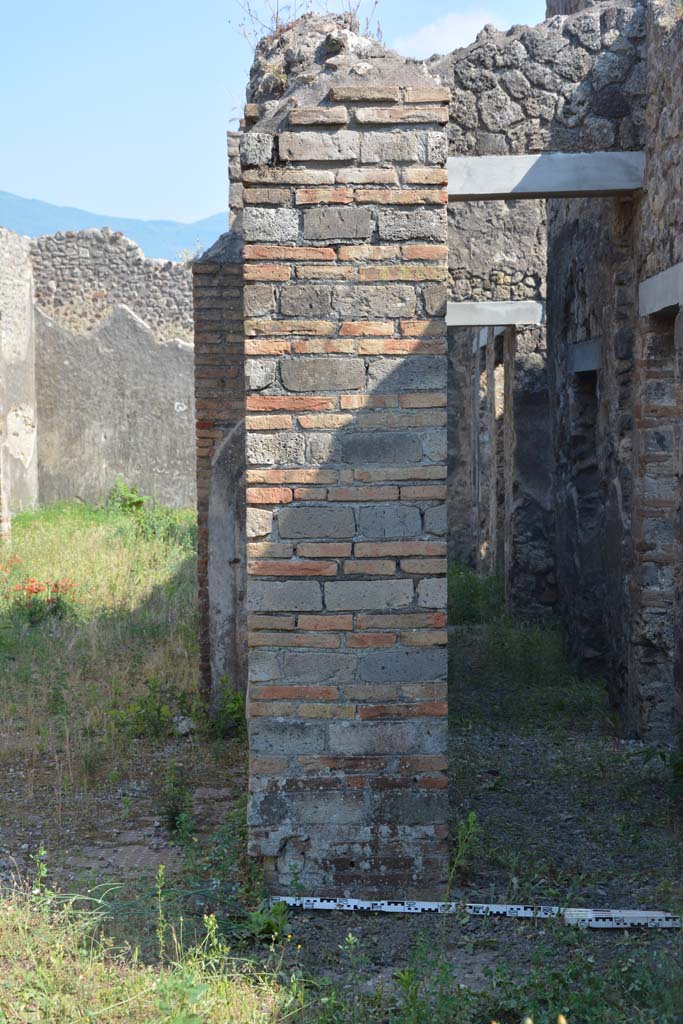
[190,1,683,900]
[194,232,247,706]
[239,45,451,895]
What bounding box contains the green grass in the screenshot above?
[2,885,682,1024]
[449,562,506,626]
[1,509,682,1022]
[448,562,606,734]
[0,499,199,767]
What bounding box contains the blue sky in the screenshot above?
[1,1,545,222]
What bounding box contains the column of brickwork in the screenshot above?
[630,314,679,739]
[242,76,451,896]
[447,328,477,567]
[194,234,245,701]
[504,326,556,620]
[674,312,683,735]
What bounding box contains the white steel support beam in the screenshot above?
[639,263,683,317]
[447,301,545,328]
[448,151,646,201]
[567,339,602,373]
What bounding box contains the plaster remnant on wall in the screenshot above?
[6,406,37,467]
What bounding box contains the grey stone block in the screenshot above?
[341,431,422,465]
[359,647,447,683]
[250,720,327,755]
[283,651,356,684]
[281,356,365,392]
[332,284,417,319]
[422,430,447,462]
[360,132,420,164]
[244,284,276,317]
[358,504,422,539]
[241,132,275,167]
[424,284,448,316]
[325,579,414,611]
[424,505,447,536]
[245,358,277,391]
[246,431,306,466]
[248,580,323,612]
[303,208,372,241]
[306,433,342,463]
[328,719,447,755]
[377,790,449,825]
[280,285,332,319]
[426,132,448,166]
[243,208,300,243]
[279,131,360,162]
[417,578,447,608]
[278,505,355,539]
[247,507,274,539]
[249,651,281,682]
[368,357,447,392]
[286,792,367,825]
[378,210,447,242]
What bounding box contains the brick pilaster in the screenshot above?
[194,233,245,701]
[242,75,451,896]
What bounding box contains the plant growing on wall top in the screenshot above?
[232,0,381,47]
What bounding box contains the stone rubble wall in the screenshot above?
[0,225,197,517]
[547,197,638,707]
[237,20,450,896]
[627,2,683,739]
[0,228,38,529]
[190,0,683,900]
[31,229,193,343]
[638,3,683,279]
[545,1,681,741]
[440,2,647,614]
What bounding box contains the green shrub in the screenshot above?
[205,677,247,740]
[448,562,505,625]
[110,678,176,739]
[160,759,193,837]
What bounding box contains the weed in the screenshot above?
[448,562,505,625]
[394,935,478,1024]
[640,738,683,803]
[204,676,247,739]
[111,678,176,739]
[160,760,194,837]
[233,900,289,944]
[107,477,147,515]
[448,811,481,892]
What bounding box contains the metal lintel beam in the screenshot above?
[639,263,683,317]
[447,301,545,328]
[448,151,645,201]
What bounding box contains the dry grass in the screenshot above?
[0,889,294,1023]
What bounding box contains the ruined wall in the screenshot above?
[31,230,192,342]
[34,307,195,508]
[194,233,247,704]
[30,230,196,508]
[438,1,647,610]
[629,2,683,739]
[0,229,38,529]
[235,16,450,896]
[547,198,637,694]
[545,1,682,740]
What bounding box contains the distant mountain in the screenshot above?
[0,190,228,262]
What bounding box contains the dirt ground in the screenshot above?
[1,625,682,999]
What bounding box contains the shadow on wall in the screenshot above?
[207,421,248,708]
[35,306,196,509]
